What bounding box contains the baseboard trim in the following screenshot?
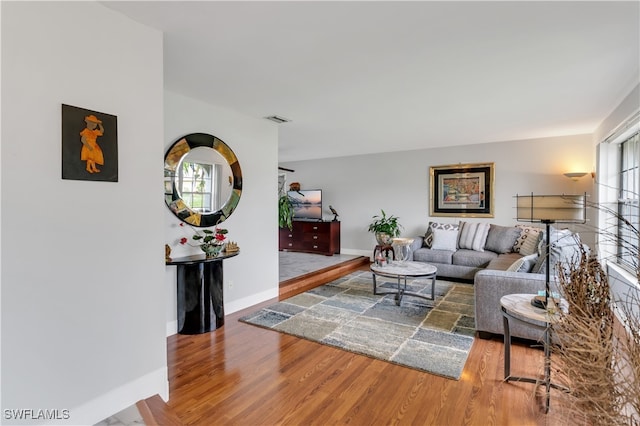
[226,287,279,315]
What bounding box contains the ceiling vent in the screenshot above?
[264,115,291,124]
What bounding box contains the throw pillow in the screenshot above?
[518,253,539,272]
[513,225,542,256]
[430,228,459,251]
[484,224,522,254]
[532,228,584,275]
[458,221,490,252]
[506,257,526,272]
[424,221,460,248]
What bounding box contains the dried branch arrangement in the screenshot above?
[552,228,639,424]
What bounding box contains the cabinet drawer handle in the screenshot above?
[313,226,318,230]
[288,243,293,247]
[288,234,293,238]
[313,245,318,249]
[313,236,318,239]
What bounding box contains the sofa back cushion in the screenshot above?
[485,224,521,254]
[458,222,491,252]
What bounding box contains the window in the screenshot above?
[618,132,640,272]
[179,161,223,213]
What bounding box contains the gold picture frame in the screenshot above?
[430,162,495,218]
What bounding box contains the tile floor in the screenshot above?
[94,404,144,426]
[279,251,361,281]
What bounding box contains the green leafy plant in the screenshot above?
[367,209,403,237]
[279,194,294,230]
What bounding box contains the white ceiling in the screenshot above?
[103,1,640,162]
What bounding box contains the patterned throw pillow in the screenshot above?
[458,221,491,252]
[506,257,526,272]
[424,222,460,248]
[513,225,542,256]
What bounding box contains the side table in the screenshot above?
[373,244,395,261]
[500,293,568,413]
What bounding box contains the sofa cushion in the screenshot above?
[513,225,542,256]
[485,224,521,254]
[413,247,454,264]
[424,221,459,248]
[452,249,497,268]
[458,221,490,252]
[430,228,459,251]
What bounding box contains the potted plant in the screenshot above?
[368,209,403,245]
[279,194,294,230]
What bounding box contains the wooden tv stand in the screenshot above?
[279,221,340,256]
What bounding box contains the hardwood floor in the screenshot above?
[147,264,572,425]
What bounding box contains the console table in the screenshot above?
[166,251,239,334]
[279,221,340,255]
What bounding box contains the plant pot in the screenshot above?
[201,244,223,258]
[375,232,394,246]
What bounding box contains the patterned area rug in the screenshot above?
[240,270,475,380]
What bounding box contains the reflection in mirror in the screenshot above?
[178,147,233,213]
[165,133,242,227]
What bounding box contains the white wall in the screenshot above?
[1,2,166,424]
[164,91,279,334]
[280,134,595,255]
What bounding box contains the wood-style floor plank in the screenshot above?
[156,264,572,425]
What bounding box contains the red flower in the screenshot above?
[215,233,226,242]
[179,237,188,245]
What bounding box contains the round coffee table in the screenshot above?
[370,261,437,305]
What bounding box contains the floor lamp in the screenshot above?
[516,193,587,308]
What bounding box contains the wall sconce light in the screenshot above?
[563,172,588,181]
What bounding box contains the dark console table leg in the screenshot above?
[176,261,224,334]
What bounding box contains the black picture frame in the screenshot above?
[62,104,118,182]
[430,162,494,217]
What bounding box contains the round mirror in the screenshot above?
[164,133,242,227]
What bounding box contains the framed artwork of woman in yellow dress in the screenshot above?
[62,104,118,182]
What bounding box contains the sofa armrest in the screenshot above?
[474,269,546,340]
[410,236,424,260]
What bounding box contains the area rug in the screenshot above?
[240,270,476,380]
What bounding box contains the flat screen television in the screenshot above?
[288,189,323,221]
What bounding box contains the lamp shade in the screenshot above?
[516,194,586,223]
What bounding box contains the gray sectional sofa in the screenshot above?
[408,221,580,341]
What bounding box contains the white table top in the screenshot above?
[370,261,437,277]
[500,293,566,326]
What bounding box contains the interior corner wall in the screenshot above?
[280,134,595,255]
[164,90,279,334]
[1,2,166,424]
